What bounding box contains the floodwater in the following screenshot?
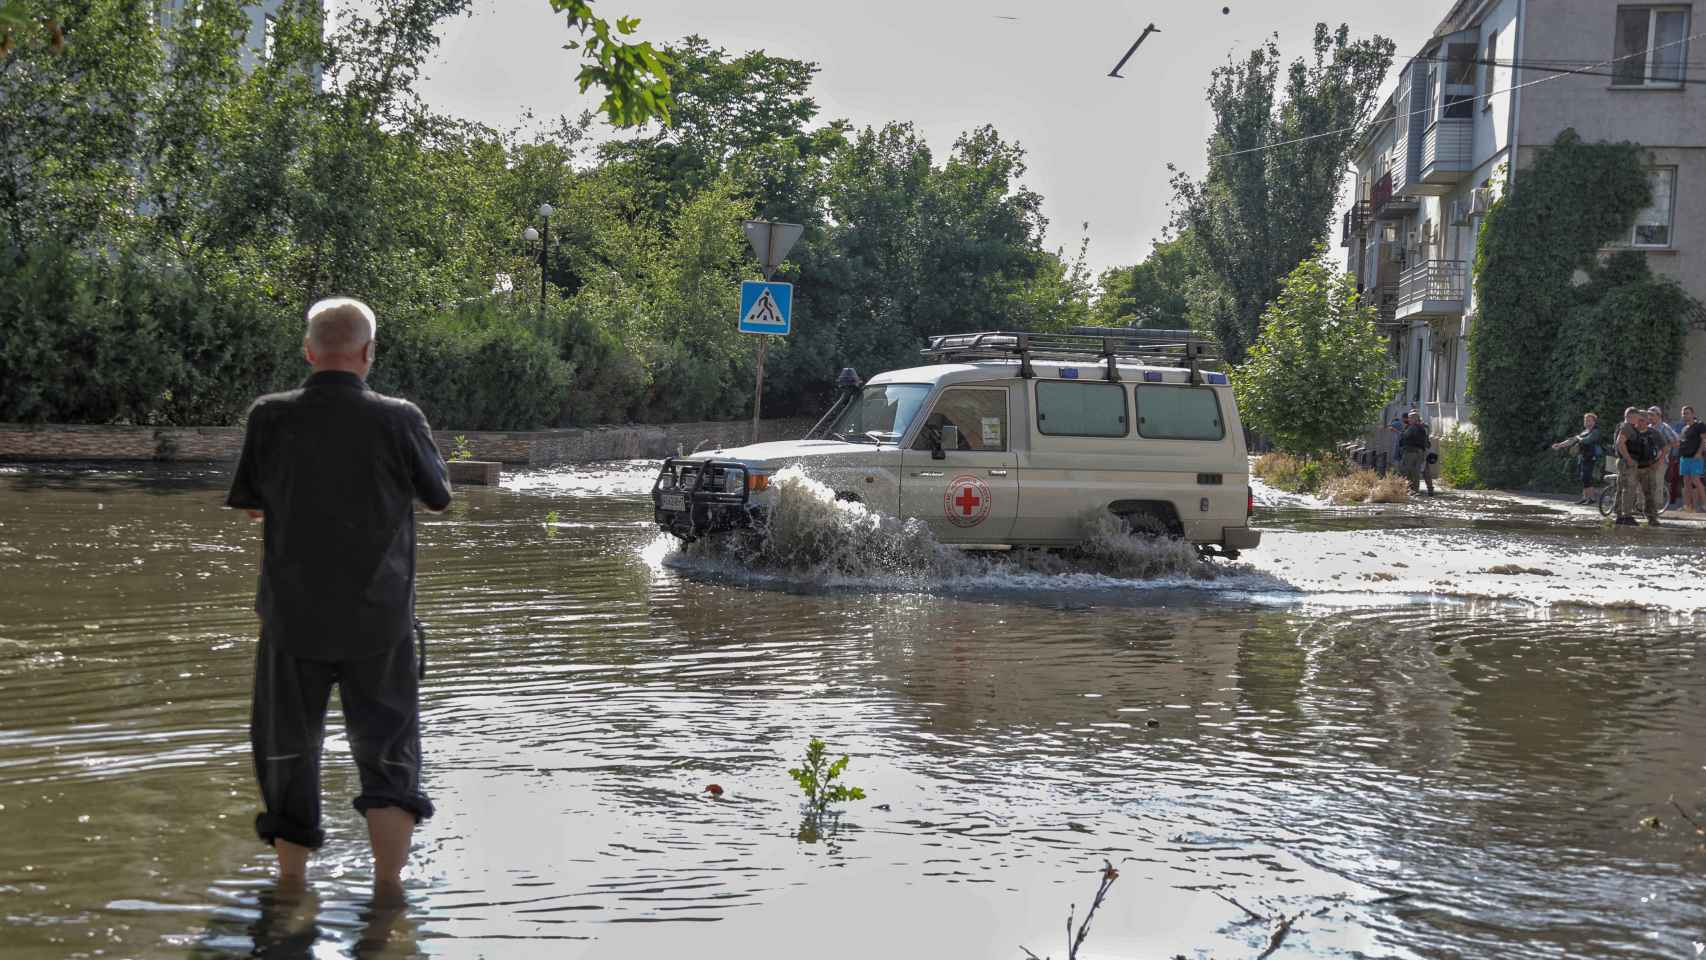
[1,462,1702,960]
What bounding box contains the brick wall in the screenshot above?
[0,418,817,466]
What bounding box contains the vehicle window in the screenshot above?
[828,384,931,443]
[1036,381,1128,437]
[912,387,1009,452]
[1135,385,1224,440]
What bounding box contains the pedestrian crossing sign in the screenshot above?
[738,281,793,336]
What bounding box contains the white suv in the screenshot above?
[652,331,1260,558]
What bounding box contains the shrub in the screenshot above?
[1254,452,1304,490]
[1324,469,1376,504]
[1368,474,1410,503]
[1437,426,1483,490]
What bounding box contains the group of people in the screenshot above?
[1553,404,1704,525]
[1386,410,1437,495]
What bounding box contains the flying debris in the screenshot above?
[1108,22,1159,78]
[993,15,1019,20]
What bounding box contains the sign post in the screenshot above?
[740,219,803,443]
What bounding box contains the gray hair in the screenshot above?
[306,297,377,356]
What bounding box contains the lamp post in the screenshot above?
[523,201,554,325]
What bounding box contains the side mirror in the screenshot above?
[934,424,958,460]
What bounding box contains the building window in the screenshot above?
[1443,43,1477,118]
[263,14,276,61]
[1630,168,1676,246]
[1613,6,1690,86]
[1481,29,1499,108]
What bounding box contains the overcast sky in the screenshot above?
[402,0,1444,276]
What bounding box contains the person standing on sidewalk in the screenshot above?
[227,297,453,904]
[1399,410,1432,495]
[1648,405,1682,511]
[1551,411,1602,505]
[1613,407,1663,527]
[1679,405,1705,513]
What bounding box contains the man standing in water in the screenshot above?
[227,297,452,903]
[1398,410,1433,495]
[1613,406,1662,527]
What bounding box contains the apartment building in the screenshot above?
[1343,0,1703,433]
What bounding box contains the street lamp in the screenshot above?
[523,202,555,324]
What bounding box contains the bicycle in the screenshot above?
[1598,463,1673,517]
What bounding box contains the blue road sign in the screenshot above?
[738,281,792,336]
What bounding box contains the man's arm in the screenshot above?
[227,406,267,519]
[406,407,453,513]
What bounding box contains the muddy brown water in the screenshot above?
[0,463,1702,959]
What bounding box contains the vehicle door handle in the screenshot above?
[988,469,1009,476]
[912,470,944,478]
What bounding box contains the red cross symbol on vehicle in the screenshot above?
[955,486,981,516]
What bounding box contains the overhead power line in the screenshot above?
[1208,30,1706,161]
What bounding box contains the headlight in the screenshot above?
[659,472,676,489]
[725,470,746,493]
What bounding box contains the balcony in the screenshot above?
[1396,260,1466,320]
[1370,172,1419,220]
[1416,118,1473,193]
[1340,200,1372,247]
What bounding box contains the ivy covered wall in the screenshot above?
[1469,130,1692,488]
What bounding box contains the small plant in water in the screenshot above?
[543,509,560,535]
[449,434,473,461]
[788,737,865,819]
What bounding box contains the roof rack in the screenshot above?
[921,330,1224,384]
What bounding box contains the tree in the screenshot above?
[547,0,672,127]
[1231,251,1400,455]
[1471,130,1693,486]
[1169,24,1394,362]
[1089,232,1199,329]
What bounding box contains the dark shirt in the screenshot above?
[1571,425,1601,458]
[1399,422,1430,451]
[1618,424,1660,467]
[1682,421,1704,458]
[227,371,452,661]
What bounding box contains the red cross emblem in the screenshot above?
[943,475,992,528]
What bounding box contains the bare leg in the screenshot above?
[275,839,310,886]
[367,806,414,906]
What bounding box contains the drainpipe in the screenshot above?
[1505,0,1525,191]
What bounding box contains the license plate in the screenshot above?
[659,492,687,512]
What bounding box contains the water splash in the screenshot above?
[672,467,1266,590]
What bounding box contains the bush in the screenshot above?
[1368,474,1411,503]
[373,316,572,430]
[1437,426,1483,490]
[1254,452,1349,496]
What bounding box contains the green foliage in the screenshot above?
[1170,24,1395,362]
[1253,451,1350,495]
[1089,232,1199,330]
[1231,252,1401,455]
[1470,130,1691,487]
[787,737,866,819]
[549,0,673,128]
[1437,427,1483,490]
[449,435,473,461]
[0,3,1090,430]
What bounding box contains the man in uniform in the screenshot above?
[1613,406,1662,527]
[1398,410,1432,494]
[227,297,452,903]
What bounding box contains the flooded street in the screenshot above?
[1,463,1703,959]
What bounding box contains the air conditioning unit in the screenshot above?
[1470,186,1493,215]
[1449,200,1470,225]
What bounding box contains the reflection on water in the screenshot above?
[0,464,1702,959]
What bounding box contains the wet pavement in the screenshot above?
[0,462,1702,959]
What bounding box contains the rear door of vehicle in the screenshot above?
[899,385,1019,543]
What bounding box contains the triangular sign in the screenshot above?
[744,289,782,327]
[742,220,804,277]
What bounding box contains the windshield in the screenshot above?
[826,384,931,444]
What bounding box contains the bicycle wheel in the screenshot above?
[1598,480,1616,517]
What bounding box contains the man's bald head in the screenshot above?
[303,298,377,375]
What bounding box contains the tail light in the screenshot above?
[1247,486,1254,517]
